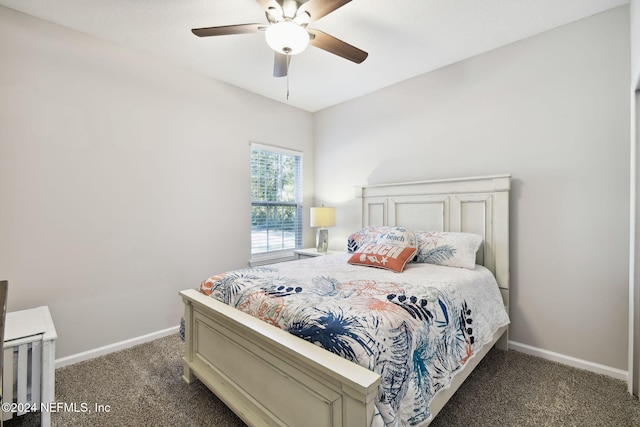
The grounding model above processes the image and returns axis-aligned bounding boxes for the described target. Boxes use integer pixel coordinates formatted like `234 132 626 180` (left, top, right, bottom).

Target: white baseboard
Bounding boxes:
52 330 628 382
509 340 628 381
55 325 180 369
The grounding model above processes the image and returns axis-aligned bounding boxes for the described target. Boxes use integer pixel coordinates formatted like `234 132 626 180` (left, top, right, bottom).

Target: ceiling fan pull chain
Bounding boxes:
286 54 291 100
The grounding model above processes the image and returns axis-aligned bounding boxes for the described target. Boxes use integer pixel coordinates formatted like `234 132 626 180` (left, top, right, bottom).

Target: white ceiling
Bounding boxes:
0 0 629 112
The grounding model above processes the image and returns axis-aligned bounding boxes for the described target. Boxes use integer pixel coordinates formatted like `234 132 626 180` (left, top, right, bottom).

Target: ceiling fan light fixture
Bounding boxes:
265 21 309 55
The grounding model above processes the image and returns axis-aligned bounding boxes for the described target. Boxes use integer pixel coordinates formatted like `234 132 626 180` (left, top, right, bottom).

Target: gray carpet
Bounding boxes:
5 334 639 426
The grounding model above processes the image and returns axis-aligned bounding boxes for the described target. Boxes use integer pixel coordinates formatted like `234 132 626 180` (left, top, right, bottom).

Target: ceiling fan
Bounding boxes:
191 0 368 78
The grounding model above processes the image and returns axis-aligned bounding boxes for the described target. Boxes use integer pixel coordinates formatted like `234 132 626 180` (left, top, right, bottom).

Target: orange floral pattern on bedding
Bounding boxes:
198 255 509 426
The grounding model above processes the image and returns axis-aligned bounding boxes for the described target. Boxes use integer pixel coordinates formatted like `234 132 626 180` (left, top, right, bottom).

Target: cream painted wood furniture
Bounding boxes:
293 248 341 259
2 306 56 427
0 281 7 427
181 174 510 426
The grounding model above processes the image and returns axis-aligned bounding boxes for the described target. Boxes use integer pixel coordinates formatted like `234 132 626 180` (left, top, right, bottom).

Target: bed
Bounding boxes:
180 174 511 426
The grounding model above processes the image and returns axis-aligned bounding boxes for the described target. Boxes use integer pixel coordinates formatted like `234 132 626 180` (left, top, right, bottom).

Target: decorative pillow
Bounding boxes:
414 231 482 270
348 244 417 273
347 226 390 253
375 226 416 248
347 226 416 253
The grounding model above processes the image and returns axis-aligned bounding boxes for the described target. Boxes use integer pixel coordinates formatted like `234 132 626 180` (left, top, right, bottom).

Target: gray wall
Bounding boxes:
0 3 633 374
633 0 640 87
314 6 631 370
630 0 639 394
0 6 315 358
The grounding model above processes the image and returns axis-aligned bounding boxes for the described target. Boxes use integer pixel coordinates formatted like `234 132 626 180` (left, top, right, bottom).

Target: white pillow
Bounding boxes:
346 226 416 253
414 231 482 269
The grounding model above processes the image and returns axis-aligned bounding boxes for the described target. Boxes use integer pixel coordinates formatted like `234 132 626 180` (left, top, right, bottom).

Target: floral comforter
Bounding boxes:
199 253 509 426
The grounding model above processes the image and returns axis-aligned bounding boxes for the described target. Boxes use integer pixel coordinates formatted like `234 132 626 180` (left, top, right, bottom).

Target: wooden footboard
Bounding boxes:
180 289 381 427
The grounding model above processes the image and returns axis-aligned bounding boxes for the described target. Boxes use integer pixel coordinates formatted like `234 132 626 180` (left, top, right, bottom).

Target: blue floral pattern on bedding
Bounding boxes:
199 254 509 426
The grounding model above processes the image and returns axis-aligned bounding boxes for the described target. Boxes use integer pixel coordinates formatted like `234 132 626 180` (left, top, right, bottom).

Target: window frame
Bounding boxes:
250 142 303 264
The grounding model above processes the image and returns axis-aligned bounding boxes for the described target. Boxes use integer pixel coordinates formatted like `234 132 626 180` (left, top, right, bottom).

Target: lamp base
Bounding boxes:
316 228 329 253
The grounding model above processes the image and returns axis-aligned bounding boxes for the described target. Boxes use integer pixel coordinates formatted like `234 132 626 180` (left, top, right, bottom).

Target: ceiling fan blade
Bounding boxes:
298 0 352 22
191 24 265 37
307 29 368 64
273 52 289 77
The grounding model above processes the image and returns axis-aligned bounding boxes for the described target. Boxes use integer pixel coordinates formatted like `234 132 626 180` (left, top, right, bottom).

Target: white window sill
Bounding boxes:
249 250 297 267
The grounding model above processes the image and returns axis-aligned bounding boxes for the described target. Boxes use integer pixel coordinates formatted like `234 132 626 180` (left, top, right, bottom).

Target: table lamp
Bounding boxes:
310 206 335 253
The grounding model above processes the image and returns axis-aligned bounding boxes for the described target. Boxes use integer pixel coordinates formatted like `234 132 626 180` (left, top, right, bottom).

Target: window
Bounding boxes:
250 143 303 256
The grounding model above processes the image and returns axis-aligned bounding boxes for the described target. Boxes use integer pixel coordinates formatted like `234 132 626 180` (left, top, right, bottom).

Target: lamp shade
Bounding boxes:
310 207 335 228
265 21 309 55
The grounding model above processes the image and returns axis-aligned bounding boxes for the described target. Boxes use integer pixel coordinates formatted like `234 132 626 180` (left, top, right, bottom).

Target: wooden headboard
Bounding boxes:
356 174 511 312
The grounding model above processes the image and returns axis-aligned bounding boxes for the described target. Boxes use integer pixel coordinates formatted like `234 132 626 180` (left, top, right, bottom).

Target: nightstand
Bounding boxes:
2 306 56 427
293 248 340 259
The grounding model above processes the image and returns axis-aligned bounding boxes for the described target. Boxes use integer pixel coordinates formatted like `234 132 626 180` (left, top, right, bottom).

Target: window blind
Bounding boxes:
251 144 303 255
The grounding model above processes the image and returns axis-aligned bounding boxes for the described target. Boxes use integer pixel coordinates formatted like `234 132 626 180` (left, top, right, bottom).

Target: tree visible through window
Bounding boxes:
251 144 303 255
